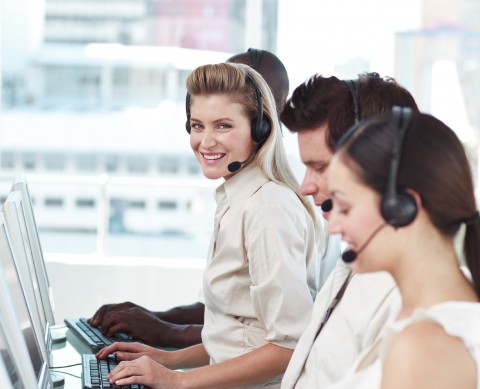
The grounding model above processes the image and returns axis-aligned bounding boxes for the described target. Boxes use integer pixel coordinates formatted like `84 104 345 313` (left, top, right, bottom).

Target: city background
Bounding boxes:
0 0 479 319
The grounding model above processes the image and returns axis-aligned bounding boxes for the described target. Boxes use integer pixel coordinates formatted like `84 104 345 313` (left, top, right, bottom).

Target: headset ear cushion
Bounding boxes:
251 119 271 143
185 93 191 134
381 191 417 227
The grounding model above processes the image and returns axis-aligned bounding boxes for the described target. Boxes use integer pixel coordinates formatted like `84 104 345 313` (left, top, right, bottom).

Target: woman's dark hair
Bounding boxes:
338 111 480 297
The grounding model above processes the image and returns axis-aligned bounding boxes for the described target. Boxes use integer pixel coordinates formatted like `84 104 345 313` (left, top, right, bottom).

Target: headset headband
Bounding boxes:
247 48 262 71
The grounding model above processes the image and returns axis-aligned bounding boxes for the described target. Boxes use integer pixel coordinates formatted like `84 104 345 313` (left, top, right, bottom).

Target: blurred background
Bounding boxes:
0 0 479 320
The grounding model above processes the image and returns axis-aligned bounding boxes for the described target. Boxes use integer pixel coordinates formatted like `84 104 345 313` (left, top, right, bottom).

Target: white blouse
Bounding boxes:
326 301 480 389
281 260 400 388
202 162 318 388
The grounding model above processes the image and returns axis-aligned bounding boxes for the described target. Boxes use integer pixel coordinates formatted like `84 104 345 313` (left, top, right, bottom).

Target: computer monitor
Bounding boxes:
0 322 21 388
2 191 50 357
0 358 14 388
0 212 52 389
12 175 56 326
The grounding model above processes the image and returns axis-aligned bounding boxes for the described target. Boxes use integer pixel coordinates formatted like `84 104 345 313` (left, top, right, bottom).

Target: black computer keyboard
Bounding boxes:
82 354 147 389
65 317 134 352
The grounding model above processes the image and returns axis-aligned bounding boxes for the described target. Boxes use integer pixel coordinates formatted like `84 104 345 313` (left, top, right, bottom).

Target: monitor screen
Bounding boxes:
0 323 20 388
13 176 56 326
0 213 50 388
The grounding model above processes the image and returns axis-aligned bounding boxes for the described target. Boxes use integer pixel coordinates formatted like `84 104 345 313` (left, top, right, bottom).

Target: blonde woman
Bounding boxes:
97 62 318 389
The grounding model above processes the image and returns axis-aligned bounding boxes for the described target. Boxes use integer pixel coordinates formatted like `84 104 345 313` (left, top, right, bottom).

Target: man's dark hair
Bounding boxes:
280 73 419 151
228 48 289 115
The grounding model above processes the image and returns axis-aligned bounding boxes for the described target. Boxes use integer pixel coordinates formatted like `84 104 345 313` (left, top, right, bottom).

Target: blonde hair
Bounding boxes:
186 62 317 224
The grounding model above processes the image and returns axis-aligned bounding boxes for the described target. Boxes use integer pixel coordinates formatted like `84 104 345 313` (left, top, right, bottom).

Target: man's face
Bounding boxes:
297 124 334 220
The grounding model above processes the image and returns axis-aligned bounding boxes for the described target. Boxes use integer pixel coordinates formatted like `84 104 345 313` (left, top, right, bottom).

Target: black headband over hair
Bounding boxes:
247 48 262 71
336 107 418 228
343 79 361 124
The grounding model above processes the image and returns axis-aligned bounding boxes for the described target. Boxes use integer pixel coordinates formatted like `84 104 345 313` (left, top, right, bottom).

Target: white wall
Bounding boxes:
45 254 205 323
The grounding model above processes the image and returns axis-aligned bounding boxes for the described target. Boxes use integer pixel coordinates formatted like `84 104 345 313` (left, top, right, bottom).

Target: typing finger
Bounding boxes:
89 305 108 326
95 342 132 359
106 322 132 338
108 360 140 383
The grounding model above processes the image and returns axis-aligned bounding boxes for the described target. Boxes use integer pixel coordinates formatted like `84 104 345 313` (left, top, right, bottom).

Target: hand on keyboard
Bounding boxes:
89 302 146 327
65 317 136 353
81 318 134 343
95 342 178 389
96 342 170 368
93 307 169 345
83 353 147 389
106 354 180 389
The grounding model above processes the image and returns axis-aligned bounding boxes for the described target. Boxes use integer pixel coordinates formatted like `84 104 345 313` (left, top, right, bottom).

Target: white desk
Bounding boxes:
49 326 91 389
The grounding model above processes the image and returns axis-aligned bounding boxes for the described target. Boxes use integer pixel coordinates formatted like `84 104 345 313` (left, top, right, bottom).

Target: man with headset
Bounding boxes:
279 73 419 388
89 48 297 349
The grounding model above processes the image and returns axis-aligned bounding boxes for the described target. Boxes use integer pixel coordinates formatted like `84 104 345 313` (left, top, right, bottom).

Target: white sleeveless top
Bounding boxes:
326 301 480 388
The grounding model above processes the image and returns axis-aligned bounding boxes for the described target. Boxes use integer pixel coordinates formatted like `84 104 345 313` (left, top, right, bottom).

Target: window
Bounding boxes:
127 155 148 174
128 200 145 209
75 153 97 172
0 151 14 169
45 153 66 171
105 154 119 173
187 159 201 175
76 198 96 208
22 153 36 170
158 200 177 210
45 198 64 207
158 157 179 174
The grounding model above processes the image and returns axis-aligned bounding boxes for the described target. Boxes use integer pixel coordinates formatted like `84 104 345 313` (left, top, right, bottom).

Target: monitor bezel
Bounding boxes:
13 175 56 326
0 320 18 389
5 189 53 353
0 354 15 389
0 213 51 389
2 192 50 360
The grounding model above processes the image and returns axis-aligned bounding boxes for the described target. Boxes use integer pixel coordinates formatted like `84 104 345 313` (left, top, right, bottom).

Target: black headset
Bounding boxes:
381 106 417 227
340 76 417 228
185 70 271 144
343 73 380 125
325 78 361 213
343 79 361 124
247 47 262 71
322 78 361 213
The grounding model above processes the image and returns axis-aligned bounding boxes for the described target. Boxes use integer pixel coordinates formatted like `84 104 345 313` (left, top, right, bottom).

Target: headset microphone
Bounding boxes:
341 222 388 263
321 199 333 212
227 160 244 173
227 144 260 173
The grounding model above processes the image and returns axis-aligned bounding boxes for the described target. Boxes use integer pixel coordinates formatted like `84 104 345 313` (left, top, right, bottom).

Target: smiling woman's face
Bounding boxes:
188 94 256 180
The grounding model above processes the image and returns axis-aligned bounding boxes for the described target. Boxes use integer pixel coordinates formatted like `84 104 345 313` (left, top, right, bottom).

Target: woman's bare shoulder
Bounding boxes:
381 321 476 389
